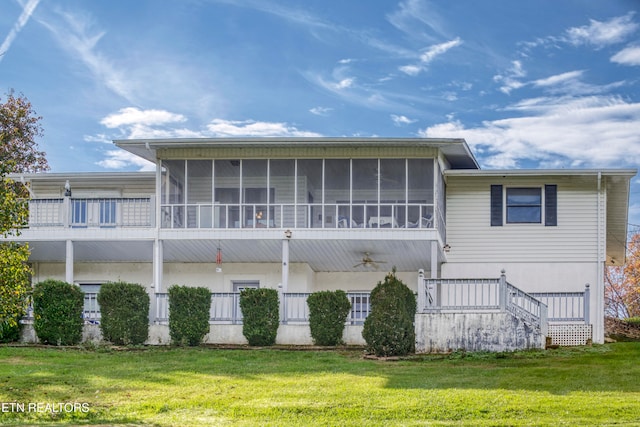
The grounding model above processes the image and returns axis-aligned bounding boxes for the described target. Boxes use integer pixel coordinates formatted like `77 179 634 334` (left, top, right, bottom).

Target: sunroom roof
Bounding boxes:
114 137 480 170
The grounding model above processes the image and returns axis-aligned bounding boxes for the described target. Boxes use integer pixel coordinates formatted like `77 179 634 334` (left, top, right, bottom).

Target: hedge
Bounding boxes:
168 285 211 346
307 290 351 346
97 281 149 345
32 279 84 345
362 270 416 357
239 288 279 346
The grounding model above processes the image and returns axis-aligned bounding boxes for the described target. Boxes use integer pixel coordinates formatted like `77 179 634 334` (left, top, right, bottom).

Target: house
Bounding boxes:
6 138 635 351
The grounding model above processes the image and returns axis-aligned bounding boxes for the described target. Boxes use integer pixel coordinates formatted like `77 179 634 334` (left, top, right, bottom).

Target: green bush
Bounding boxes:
239 288 279 346
97 281 149 345
307 290 351 346
0 320 23 343
625 317 640 326
362 269 416 357
32 279 84 345
168 285 211 346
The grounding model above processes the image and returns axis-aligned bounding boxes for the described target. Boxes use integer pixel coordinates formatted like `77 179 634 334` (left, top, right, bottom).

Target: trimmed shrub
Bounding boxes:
97 281 149 345
362 269 416 357
0 320 23 343
168 285 211 346
307 290 351 346
239 288 279 346
32 279 84 345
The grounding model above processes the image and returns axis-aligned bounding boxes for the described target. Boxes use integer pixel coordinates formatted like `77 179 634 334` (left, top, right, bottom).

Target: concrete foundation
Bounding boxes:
415 312 545 353
19 322 366 346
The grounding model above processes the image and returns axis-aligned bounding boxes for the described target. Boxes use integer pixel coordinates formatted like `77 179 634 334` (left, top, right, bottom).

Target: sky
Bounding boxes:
1 0 639 227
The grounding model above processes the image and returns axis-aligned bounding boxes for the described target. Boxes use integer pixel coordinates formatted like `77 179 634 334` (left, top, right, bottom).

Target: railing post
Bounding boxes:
417 269 425 313
278 284 285 324
149 285 156 325
540 303 548 337
63 196 71 227
584 283 590 324
499 270 507 311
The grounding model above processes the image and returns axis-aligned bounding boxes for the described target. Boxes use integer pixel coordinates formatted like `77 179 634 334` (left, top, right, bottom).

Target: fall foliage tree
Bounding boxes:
0 91 49 339
605 230 640 319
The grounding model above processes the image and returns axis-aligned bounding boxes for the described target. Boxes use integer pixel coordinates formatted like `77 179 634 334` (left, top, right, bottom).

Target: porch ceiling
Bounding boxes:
23 232 441 272
28 240 153 263
162 238 437 272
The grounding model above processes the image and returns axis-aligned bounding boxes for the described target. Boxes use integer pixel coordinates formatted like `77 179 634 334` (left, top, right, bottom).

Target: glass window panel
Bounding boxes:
407 159 433 203
162 160 185 204
506 188 542 223
100 200 116 226
187 160 212 204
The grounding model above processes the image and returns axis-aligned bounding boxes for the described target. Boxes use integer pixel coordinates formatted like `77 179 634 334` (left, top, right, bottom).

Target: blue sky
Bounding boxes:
1 0 639 226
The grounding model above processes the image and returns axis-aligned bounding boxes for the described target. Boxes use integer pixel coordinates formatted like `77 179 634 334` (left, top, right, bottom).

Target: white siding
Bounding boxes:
445 175 601 263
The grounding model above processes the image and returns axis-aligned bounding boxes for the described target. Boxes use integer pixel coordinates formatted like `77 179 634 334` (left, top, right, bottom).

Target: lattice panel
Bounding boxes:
548 324 593 346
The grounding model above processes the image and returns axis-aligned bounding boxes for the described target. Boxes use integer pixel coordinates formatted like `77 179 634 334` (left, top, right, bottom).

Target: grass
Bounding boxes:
0 343 639 426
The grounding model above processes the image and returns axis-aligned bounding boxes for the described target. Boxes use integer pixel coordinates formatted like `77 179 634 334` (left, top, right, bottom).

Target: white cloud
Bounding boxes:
611 45 640 66
333 77 355 90
533 70 584 87
399 38 462 76
100 107 187 128
566 12 638 48
420 38 462 63
97 150 155 171
206 119 321 137
0 0 41 63
419 95 640 169
399 64 421 76
309 106 333 116
391 114 416 126
493 60 527 95
38 8 134 102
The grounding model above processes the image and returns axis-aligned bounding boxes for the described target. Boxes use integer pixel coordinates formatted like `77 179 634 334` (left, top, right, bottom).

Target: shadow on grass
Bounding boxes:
0 342 639 424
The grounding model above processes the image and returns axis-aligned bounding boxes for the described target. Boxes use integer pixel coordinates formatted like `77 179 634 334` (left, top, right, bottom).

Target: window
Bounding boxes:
99 200 117 226
491 185 557 226
506 188 542 223
72 200 87 227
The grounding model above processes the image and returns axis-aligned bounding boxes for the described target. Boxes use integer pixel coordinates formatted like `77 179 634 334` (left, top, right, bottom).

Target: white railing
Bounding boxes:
160 202 436 230
28 198 153 228
530 285 590 323
153 291 372 325
418 272 549 334
505 283 548 335
420 278 501 311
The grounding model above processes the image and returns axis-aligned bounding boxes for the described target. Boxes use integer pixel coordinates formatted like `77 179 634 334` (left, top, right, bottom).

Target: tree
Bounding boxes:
605 231 640 319
0 91 49 339
0 91 48 176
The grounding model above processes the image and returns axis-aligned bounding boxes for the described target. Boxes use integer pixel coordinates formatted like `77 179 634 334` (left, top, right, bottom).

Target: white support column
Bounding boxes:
153 239 164 293
430 240 438 279
282 234 290 293
65 240 74 284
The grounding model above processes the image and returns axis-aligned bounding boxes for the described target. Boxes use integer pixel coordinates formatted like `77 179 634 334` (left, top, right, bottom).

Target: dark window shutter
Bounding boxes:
545 184 557 226
490 185 503 226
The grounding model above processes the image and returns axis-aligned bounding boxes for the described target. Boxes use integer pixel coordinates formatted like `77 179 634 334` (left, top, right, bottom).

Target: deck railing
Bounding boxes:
530 285 590 323
160 202 436 230
153 291 371 325
28 197 153 228
418 272 550 334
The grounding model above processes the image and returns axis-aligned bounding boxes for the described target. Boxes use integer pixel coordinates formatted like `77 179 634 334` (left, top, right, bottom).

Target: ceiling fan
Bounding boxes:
353 252 387 269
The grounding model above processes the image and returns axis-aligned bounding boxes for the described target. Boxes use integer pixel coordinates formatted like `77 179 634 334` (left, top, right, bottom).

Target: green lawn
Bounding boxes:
0 343 639 426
